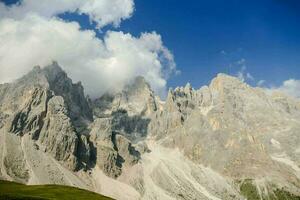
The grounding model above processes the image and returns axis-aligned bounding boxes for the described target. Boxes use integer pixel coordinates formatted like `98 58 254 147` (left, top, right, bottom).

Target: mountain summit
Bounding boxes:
0 63 299 200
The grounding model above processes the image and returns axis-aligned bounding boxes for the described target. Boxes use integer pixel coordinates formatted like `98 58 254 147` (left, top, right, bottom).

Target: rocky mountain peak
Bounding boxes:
209 73 246 91
166 73 244 105
93 76 157 118
2 62 92 131
41 62 92 122
184 82 192 91
8 62 70 97
42 61 67 83
15 65 48 88
125 76 151 92
19 61 81 92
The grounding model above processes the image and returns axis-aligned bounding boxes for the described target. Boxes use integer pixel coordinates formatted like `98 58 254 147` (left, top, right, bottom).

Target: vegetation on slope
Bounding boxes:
240 179 300 200
0 180 114 200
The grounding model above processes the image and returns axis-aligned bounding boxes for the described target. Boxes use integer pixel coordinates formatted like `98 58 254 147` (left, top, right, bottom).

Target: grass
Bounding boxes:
239 179 261 200
239 179 300 200
272 188 300 200
0 180 114 200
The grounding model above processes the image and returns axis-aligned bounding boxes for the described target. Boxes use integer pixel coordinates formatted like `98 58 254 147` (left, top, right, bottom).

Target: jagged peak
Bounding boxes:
42 61 69 83
32 65 41 71
43 61 63 72
133 75 147 84
185 82 192 89
213 73 243 83
126 76 151 90
122 76 154 97
169 82 194 95
209 73 247 91
16 61 68 87
16 64 48 88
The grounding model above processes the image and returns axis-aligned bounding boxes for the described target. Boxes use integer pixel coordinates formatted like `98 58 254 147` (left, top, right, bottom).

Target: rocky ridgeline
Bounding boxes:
0 63 299 199
0 62 149 181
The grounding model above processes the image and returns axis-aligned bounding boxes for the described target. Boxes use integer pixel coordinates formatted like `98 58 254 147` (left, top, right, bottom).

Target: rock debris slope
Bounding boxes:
0 63 299 200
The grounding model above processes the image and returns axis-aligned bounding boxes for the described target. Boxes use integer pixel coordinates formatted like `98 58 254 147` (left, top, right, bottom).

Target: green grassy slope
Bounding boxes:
0 180 114 200
239 179 300 200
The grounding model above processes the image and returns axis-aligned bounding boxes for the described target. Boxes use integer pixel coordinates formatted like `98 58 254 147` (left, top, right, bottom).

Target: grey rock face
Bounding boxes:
2 133 29 184
89 118 122 177
148 73 300 196
38 96 79 170
0 63 93 172
86 76 157 178
89 117 141 178
42 63 93 133
8 88 51 139
93 76 157 117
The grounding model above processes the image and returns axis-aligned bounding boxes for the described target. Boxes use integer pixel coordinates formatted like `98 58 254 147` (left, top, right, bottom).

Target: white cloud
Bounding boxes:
257 80 266 87
236 58 246 65
236 64 254 82
0 14 176 98
0 0 134 28
269 79 300 98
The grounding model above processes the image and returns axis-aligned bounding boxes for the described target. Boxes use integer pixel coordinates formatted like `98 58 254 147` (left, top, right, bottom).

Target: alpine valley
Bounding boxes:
0 62 299 200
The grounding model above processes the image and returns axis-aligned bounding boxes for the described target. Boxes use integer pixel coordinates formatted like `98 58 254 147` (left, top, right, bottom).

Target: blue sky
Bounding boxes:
1 0 300 94
59 0 300 89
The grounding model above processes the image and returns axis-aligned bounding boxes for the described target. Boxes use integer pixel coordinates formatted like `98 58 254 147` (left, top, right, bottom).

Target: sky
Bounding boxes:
122 0 300 89
0 0 299 98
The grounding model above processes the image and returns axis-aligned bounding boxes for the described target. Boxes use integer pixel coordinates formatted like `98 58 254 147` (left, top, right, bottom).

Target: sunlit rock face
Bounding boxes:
148 73 300 198
0 63 299 200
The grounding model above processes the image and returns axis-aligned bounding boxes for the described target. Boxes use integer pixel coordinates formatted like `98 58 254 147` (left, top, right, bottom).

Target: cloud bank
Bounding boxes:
0 0 176 98
0 0 134 28
270 79 300 99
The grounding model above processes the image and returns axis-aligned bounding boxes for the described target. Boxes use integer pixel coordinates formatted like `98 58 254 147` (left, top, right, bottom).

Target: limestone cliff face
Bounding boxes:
89 118 140 178
92 76 156 141
1 64 300 200
149 73 300 195
89 76 155 177
0 63 145 181
0 63 94 173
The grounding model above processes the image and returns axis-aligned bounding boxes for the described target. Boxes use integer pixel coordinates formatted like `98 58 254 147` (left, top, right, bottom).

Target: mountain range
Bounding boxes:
0 62 299 200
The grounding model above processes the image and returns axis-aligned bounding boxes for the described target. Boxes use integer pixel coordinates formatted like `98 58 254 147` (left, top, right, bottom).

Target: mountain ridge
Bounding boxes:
0 63 299 200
